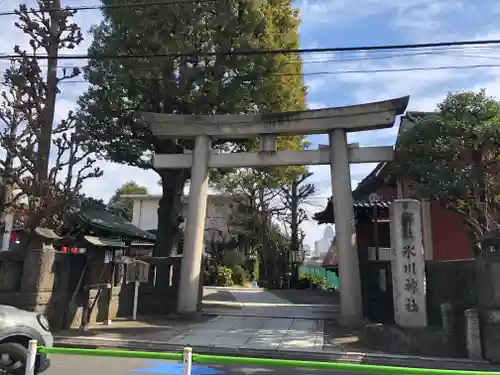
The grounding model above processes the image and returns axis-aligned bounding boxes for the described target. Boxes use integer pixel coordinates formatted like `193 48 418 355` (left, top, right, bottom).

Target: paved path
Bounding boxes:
202 287 340 319
165 287 339 352
55 288 339 354
166 316 324 352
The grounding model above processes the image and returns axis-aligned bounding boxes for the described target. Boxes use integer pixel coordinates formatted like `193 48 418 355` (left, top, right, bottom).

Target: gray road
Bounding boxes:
42 354 381 375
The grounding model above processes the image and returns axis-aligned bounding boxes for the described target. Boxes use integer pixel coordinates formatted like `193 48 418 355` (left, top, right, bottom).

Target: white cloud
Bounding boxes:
307 102 327 109
299 2 500 245
297 0 456 35
82 162 162 202
1 0 499 250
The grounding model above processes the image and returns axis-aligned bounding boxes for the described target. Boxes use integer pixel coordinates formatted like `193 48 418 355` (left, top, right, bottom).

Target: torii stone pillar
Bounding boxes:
141 95 409 325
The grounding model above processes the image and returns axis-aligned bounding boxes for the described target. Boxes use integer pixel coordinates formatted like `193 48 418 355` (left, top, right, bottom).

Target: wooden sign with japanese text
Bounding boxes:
390 199 427 327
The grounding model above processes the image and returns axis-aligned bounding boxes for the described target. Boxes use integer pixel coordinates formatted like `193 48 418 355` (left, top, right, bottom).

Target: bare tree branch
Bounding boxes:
0 1 101 245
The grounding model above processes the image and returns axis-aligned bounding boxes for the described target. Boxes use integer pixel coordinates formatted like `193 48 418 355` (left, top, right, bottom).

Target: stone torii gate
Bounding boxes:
142 96 409 325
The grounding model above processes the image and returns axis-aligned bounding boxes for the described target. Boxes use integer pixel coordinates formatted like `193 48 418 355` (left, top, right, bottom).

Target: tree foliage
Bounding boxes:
214 169 282 281
77 0 306 256
108 181 149 221
395 90 500 244
0 1 101 245
215 167 315 281
279 171 316 255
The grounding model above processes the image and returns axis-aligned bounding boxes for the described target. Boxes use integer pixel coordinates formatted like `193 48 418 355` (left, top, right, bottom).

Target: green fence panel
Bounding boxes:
299 266 339 289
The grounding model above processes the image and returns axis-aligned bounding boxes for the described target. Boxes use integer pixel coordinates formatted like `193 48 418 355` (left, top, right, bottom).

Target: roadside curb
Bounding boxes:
54 336 497 371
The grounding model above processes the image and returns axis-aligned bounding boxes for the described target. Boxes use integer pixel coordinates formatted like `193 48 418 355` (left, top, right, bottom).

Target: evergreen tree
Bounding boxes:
108 181 148 222
396 90 500 246
78 0 306 256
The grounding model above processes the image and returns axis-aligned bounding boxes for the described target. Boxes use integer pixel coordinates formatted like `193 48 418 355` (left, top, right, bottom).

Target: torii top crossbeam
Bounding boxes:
140 96 409 139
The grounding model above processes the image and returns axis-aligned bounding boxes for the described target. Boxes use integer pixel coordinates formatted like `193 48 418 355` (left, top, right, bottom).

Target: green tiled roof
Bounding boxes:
78 207 156 242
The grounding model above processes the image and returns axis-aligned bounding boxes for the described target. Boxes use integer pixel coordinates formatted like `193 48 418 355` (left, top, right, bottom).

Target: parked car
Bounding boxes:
0 305 52 374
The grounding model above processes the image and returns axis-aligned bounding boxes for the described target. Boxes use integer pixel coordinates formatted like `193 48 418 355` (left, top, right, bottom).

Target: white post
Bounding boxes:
329 129 363 325
182 347 193 375
178 135 211 314
1 213 13 251
132 280 139 321
25 339 37 375
390 199 427 327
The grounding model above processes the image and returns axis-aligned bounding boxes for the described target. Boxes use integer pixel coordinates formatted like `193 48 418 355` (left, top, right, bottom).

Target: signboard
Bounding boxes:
104 250 113 264
126 259 151 320
126 260 150 284
390 199 427 328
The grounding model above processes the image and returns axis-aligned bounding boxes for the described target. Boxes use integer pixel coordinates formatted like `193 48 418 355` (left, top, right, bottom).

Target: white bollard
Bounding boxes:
182 347 192 375
25 339 37 375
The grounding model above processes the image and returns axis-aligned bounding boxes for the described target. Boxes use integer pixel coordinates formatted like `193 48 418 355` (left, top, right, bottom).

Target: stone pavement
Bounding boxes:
166 287 334 352
56 287 335 353
202 287 340 319
166 315 324 352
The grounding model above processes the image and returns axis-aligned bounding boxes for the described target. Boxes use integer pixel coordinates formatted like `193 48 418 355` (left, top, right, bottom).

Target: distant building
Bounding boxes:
323 226 334 242
314 240 321 257
301 244 312 260
122 194 242 245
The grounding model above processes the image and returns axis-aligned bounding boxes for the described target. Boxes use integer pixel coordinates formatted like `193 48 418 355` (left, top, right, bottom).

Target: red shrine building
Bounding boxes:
315 112 474 263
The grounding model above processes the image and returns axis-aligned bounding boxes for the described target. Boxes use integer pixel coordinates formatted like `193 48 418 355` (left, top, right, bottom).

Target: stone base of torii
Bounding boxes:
140 96 409 326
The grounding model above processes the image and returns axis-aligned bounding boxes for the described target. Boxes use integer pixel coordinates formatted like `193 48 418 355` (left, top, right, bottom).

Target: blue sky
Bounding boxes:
1 0 500 247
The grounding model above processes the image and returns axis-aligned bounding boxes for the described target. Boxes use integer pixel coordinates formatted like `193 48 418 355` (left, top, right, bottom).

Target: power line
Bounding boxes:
54 46 500 68
301 48 500 64
2 45 500 67
0 0 217 16
49 63 500 85
302 63 500 76
1 39 500 60
3 44 500 72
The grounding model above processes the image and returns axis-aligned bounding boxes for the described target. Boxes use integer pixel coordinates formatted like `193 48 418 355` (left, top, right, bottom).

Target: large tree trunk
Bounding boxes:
155 169 190 257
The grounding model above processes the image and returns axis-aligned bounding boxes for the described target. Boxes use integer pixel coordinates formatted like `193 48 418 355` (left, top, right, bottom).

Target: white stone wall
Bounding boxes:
131 198 159 230
130 195 237 241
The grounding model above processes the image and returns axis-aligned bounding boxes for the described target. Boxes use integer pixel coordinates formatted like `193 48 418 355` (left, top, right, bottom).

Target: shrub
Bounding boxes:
231 264 249 285
298 274 328 291
244 258 259 282
215 266 234 286
310 275 328 291
203 269 216 286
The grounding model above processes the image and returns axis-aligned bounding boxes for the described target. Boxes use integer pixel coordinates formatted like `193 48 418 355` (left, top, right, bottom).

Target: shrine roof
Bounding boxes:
313 198 393 224
78 207 156 242
84 235 126 248
396 111 434 147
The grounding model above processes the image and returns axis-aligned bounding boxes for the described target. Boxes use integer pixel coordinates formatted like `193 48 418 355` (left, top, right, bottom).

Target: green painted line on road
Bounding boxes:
193 353 497 375
37 346 499 375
